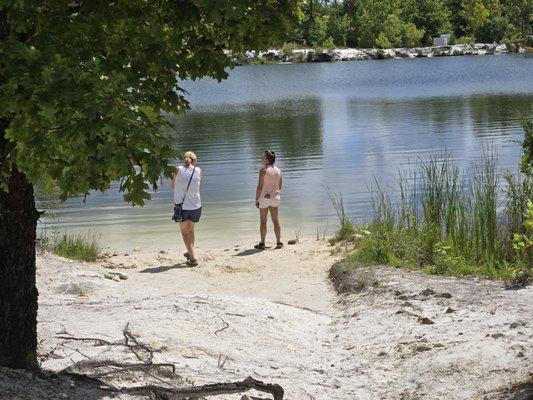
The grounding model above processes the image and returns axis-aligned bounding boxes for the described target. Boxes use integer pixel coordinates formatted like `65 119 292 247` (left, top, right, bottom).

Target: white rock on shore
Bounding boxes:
234 43 517 64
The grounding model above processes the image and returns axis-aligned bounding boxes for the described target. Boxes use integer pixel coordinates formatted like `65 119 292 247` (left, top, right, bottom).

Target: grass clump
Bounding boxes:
328 189 374 245
333 148 532 282
40 231 102 262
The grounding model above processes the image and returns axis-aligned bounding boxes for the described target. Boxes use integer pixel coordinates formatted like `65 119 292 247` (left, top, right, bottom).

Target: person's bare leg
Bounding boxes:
269 206 281 244
259 207 268 244
189 221 196 252
186 221 196 261
180 222 194 261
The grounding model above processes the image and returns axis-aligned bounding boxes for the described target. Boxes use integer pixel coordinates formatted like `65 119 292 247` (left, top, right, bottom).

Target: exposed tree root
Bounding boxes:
53 324 285 399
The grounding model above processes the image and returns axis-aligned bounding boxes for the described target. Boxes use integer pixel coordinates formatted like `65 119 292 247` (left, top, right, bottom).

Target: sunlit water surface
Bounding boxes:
38 55 533 251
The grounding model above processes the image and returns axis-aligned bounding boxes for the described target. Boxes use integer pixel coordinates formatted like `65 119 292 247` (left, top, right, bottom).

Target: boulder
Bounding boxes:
414 47 433 57
261 49 283 60
484 43 497 53
309 51 332 62
286 49 309 63
378 49 396 59
494 44 508 53
333 48 367 61
363 48 380 59
55 282 98 296
104 271 128 281
394 48 416 58
244 50 256 60
451 44 466 55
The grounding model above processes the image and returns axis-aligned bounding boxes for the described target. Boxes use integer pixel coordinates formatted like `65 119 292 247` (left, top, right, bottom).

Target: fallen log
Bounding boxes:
121 376 284 399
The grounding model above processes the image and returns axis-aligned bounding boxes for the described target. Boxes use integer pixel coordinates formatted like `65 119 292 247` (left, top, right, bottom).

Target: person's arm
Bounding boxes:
170 166 179 188
279 172 283 192
255 168 266 208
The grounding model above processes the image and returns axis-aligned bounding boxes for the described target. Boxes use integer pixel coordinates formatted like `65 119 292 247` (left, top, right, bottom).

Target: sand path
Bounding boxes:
33 239 532 399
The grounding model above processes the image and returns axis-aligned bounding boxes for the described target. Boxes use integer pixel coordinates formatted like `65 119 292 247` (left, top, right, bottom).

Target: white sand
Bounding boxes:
23 239 533 399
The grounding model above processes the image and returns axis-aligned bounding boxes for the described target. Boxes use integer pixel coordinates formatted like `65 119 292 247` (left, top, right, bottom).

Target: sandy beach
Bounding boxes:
1 238 531 399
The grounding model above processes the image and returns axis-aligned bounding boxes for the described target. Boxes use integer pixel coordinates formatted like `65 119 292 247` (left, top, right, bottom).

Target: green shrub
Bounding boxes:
503 171 532 255
501 25 523 45
322 36 336 52
455 36 475 45
376 32 392 49
520 117 533 176
375 14 424 48
513 200 533 270
282 42 298 57
402 23 425 47
315 37 336 53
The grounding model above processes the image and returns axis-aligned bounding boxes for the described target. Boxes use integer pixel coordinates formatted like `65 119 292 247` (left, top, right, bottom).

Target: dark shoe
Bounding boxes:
187 259 198 267
254 243 266 250
275 242 284 249
184 252 190 260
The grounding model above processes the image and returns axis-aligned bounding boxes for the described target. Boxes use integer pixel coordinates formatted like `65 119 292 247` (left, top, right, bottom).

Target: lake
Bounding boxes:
39 54 533 251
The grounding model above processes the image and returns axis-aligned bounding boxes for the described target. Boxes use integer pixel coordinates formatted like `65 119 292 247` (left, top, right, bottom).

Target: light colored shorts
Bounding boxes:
259 196 280 209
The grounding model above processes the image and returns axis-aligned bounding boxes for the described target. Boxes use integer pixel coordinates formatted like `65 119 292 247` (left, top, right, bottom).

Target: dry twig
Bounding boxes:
214 316 230 336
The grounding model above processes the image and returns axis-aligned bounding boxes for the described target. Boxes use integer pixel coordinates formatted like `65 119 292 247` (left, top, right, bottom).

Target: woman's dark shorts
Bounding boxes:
182 207 202 223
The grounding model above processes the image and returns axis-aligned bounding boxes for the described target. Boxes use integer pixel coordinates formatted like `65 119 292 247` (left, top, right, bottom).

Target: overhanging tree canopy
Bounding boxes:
1 0 299 203
0 0 300 369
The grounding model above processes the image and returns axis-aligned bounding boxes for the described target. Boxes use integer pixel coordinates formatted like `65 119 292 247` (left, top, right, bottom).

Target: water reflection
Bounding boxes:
168 99 323 166
38 56 533 250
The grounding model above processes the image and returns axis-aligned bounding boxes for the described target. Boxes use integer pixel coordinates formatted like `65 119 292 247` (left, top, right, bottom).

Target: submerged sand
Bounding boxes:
2 239 531 399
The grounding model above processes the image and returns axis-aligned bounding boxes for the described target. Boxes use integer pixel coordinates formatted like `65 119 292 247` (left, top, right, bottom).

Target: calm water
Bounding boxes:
39 55 533 250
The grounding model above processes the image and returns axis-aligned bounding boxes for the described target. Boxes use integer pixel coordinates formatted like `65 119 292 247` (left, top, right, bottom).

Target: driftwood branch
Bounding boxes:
121 375 284 400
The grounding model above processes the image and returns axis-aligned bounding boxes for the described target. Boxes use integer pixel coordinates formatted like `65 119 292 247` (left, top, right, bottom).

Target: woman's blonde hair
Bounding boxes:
183 151 197 166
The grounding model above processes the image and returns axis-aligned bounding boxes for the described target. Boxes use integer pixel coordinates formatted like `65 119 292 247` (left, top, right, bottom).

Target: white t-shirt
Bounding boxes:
173 166 202 210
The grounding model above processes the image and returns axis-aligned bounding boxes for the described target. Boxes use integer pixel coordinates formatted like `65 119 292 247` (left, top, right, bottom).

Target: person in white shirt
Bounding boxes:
171 151 202 267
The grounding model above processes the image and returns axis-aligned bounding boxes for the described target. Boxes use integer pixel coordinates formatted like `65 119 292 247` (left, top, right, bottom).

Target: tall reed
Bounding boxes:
351 149 530 278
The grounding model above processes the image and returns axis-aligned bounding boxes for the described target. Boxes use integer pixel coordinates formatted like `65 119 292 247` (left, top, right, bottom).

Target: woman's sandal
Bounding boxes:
187 259 198 267
254 243 266 250
184 252 190 259
275 242 284 249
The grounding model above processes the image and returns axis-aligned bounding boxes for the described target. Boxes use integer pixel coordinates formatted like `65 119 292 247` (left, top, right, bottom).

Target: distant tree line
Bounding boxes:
285 0 532 49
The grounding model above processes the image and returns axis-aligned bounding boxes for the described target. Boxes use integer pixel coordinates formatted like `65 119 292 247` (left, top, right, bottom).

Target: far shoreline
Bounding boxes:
232 43 528 65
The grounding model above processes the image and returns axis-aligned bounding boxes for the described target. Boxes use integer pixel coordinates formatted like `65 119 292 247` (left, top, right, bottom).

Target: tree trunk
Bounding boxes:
0 119 39 369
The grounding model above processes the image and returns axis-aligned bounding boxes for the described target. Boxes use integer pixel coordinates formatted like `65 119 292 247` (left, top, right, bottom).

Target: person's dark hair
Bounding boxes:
264 150 276 165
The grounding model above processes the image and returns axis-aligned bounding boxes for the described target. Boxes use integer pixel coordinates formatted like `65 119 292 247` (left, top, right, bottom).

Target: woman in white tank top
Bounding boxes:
171 151 202 266
255 150 283 249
